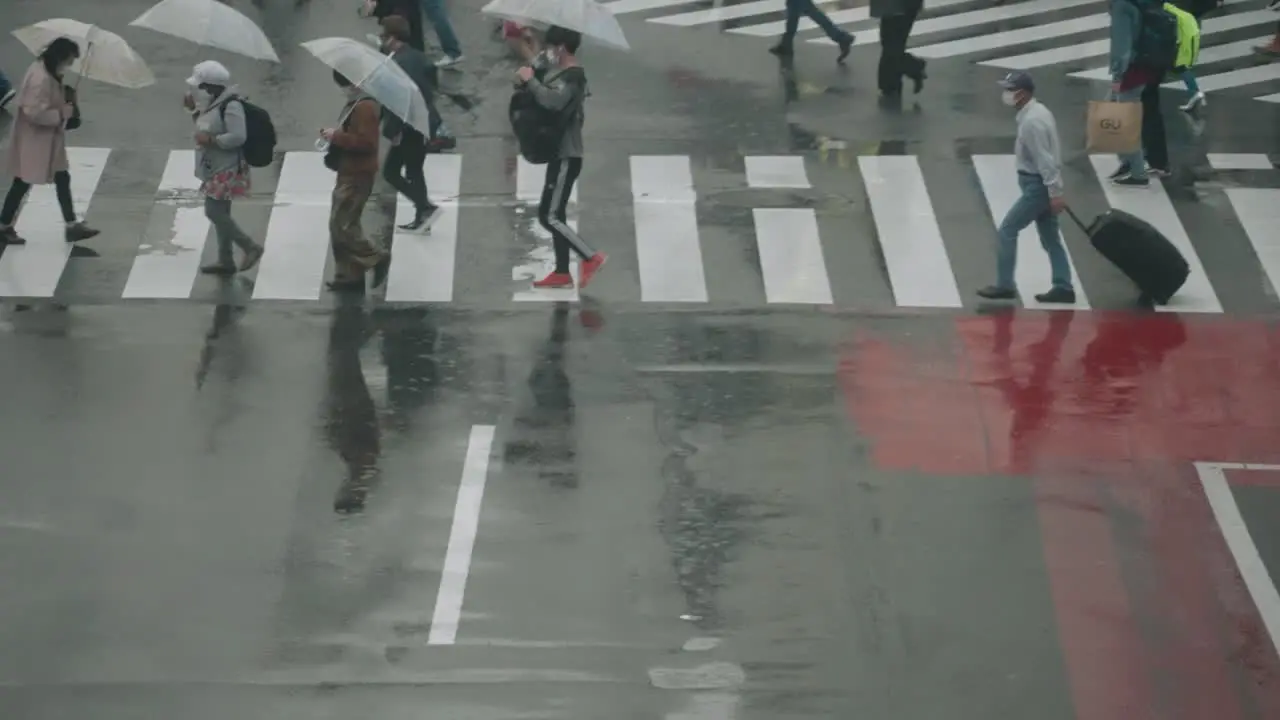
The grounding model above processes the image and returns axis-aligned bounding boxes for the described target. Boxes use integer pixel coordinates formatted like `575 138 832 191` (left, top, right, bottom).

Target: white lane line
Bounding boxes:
1068 9 1280 79
1194 462 1280 660
745 155 810 188
633 155 708 302
384 154 462 302
1207 153 1274 170
753 208 832 304
731 0 970 37
122 151 208 299
513 157 579 302
1088 155 1222 313
0 147 111 298
651 0 782 26
809 0 1098 47
915 14 1109 60
1224 188 1280 301
858 155 962 308
252 152 331 300
972 155 1089 309
428 424 497 646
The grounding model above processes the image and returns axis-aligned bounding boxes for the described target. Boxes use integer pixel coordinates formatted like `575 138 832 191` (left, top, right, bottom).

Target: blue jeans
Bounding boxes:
996 173 1072 292
781 0 853 45
1113 85 1147 180
421 0 461 57
0 69 12 97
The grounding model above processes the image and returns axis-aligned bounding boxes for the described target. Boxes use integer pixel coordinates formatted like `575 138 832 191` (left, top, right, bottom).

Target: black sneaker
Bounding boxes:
837 35 854 63
1109 163 1131 180
398 205 439 232
977 285 1017 300
769 43 794 57
1034 287 1076 304
0 226 26 245
1114 175 1150 187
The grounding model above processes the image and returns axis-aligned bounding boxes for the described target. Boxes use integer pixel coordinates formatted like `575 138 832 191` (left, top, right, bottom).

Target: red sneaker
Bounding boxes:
579 253 608 288
533 271 574 289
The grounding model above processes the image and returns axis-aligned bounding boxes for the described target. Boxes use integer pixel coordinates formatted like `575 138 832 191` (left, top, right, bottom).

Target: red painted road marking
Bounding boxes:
839 311 1280 719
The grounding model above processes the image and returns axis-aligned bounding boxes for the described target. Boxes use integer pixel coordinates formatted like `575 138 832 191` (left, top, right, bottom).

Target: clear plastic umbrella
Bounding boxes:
481 0 630 52
12 19 156 89
130 0 280 62
300 37 432 148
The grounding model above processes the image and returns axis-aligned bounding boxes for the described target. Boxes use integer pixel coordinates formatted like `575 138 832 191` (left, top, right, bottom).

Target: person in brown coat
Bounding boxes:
319 70 389 291
0 37 99 245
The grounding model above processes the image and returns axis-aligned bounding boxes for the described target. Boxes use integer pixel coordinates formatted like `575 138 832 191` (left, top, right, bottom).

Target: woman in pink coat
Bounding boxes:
0 37 100 245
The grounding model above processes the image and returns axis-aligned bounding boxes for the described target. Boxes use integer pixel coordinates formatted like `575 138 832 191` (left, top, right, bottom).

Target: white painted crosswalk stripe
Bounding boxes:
972 155 1090 309
384 154 463 302
811 0 1099 48
252 152 332 300
3 147 1277 313
122 151 207 299
859 155 963 308
632 155 708 302
1225 188 1280 300
0 147 110 298
915 15 1110 60
1089 155 1222 314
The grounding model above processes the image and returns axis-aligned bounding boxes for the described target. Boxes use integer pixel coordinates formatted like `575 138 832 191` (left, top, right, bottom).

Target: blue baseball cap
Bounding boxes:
998 71 1034 93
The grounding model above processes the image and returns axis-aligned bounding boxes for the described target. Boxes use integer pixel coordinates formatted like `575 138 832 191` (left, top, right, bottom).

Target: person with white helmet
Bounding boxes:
184 60 264 275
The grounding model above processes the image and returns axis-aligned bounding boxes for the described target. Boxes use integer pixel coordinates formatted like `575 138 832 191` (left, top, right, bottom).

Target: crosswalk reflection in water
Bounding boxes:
0 145 1276 313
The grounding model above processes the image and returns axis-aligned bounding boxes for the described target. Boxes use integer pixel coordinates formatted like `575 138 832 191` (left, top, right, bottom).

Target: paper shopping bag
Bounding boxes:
1086 100 1143 154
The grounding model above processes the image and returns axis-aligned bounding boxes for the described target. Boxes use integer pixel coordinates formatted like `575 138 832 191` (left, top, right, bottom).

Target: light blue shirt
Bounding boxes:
1014 98 1064 198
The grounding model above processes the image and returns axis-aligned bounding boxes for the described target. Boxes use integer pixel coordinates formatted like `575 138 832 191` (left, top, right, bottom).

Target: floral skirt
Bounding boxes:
200 165 250 201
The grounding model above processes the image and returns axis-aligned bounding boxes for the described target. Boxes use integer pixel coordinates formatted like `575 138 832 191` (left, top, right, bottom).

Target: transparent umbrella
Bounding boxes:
12 19 156 89
130 0 280 62
300 37 433 148
481 0 630 52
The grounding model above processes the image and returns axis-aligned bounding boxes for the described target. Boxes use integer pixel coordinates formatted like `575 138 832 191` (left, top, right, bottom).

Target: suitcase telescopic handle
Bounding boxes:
1063 205 1090 234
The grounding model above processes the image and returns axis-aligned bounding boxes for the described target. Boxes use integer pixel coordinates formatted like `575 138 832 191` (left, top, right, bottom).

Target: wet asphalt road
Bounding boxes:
2 0 1280 717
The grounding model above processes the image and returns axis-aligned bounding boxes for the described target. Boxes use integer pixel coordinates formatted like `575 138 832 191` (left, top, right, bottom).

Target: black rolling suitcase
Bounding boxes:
1065 206 1189 305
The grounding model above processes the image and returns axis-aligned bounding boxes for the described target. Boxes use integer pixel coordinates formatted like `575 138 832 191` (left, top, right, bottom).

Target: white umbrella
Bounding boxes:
300 37 433 141
12 19 156 89
130 0 280 62
481 0 629 52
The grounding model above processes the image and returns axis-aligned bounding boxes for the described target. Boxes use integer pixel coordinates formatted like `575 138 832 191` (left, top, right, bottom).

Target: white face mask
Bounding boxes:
1001 90 1020 107
194 87 214 109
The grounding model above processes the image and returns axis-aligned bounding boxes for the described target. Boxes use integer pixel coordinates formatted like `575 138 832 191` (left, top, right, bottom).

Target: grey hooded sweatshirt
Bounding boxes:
192 85 248 181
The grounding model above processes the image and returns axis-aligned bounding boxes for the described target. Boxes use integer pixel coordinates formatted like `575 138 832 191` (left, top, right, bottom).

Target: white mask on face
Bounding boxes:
194 87 214 109
1001 90 1019 107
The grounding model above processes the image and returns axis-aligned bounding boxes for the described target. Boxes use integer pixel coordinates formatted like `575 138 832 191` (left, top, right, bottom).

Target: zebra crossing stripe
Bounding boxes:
745 155 809 188
1194 63 1280 93
0 147 110 298
972 155 1090 310
810 0 1098 48
1208 153 1274 170
652 0 782 26
858 155 963 308
915 14 1110 60
1068 8 1280 79
1225 188 1280 301
632 155 707 302
602 0 695 14
122 151 207 299
1088 155 1222 314
513 157 580 301
1259 93 1280 103
727 0 971 38
754 208 833 304
384 154 462 302
252 152 331 300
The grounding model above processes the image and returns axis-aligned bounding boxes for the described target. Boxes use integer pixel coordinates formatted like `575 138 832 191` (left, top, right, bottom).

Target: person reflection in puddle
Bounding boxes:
503 303 576 487
326 299 382 513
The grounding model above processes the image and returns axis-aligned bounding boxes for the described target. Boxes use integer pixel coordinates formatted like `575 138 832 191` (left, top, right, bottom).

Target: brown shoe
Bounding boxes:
0 226 26 245
65 222 100 243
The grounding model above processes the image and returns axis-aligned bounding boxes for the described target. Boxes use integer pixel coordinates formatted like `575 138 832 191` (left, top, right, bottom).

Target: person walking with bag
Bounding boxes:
977 72 1075 305
185 61 264 275
1106 0 1173 186
377 15 440 232
0 38 99 246
319 71 390 292
871 0 927 96
514 26 608 291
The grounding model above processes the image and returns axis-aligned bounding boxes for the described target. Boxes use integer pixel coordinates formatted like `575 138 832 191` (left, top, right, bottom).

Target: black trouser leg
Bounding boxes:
53 171 75 222
0 178 30 226
382 131 431 210
877 3 924 93
1140 82 1169 171
537 158 593 274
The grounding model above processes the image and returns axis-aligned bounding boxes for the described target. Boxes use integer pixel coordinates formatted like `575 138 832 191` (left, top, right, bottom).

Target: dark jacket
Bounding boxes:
382 44 438 140
372 0 425 51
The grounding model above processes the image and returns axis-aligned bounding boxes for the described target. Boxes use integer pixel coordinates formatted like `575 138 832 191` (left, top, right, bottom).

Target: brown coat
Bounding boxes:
3 61 71 185
331 98 380 178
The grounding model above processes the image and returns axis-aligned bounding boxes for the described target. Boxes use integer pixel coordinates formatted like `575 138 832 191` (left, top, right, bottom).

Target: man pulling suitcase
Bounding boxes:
977 71 1077 305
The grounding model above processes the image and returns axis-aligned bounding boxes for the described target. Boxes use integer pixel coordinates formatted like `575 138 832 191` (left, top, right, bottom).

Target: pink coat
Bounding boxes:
3 61 70 185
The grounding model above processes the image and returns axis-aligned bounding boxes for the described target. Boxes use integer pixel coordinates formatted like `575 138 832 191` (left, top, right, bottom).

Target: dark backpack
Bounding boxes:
1130 0 1179 72
220 98 277 168
508 68 584 165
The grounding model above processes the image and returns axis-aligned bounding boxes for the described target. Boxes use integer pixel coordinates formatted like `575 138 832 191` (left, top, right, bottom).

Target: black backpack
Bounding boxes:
509 68 584 165
220 97 277 168
1130 0 1179 72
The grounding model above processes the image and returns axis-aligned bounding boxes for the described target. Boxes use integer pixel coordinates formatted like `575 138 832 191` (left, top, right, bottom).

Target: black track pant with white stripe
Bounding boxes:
539 157 595 273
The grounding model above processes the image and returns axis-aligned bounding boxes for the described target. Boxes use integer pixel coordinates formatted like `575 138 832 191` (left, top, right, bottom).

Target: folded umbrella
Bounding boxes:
12 19 156 89
130 0 280 62
481 0 630 52
300 37 433 139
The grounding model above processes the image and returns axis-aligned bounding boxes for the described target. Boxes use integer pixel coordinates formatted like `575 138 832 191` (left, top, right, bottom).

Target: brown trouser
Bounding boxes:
329 174 385 282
